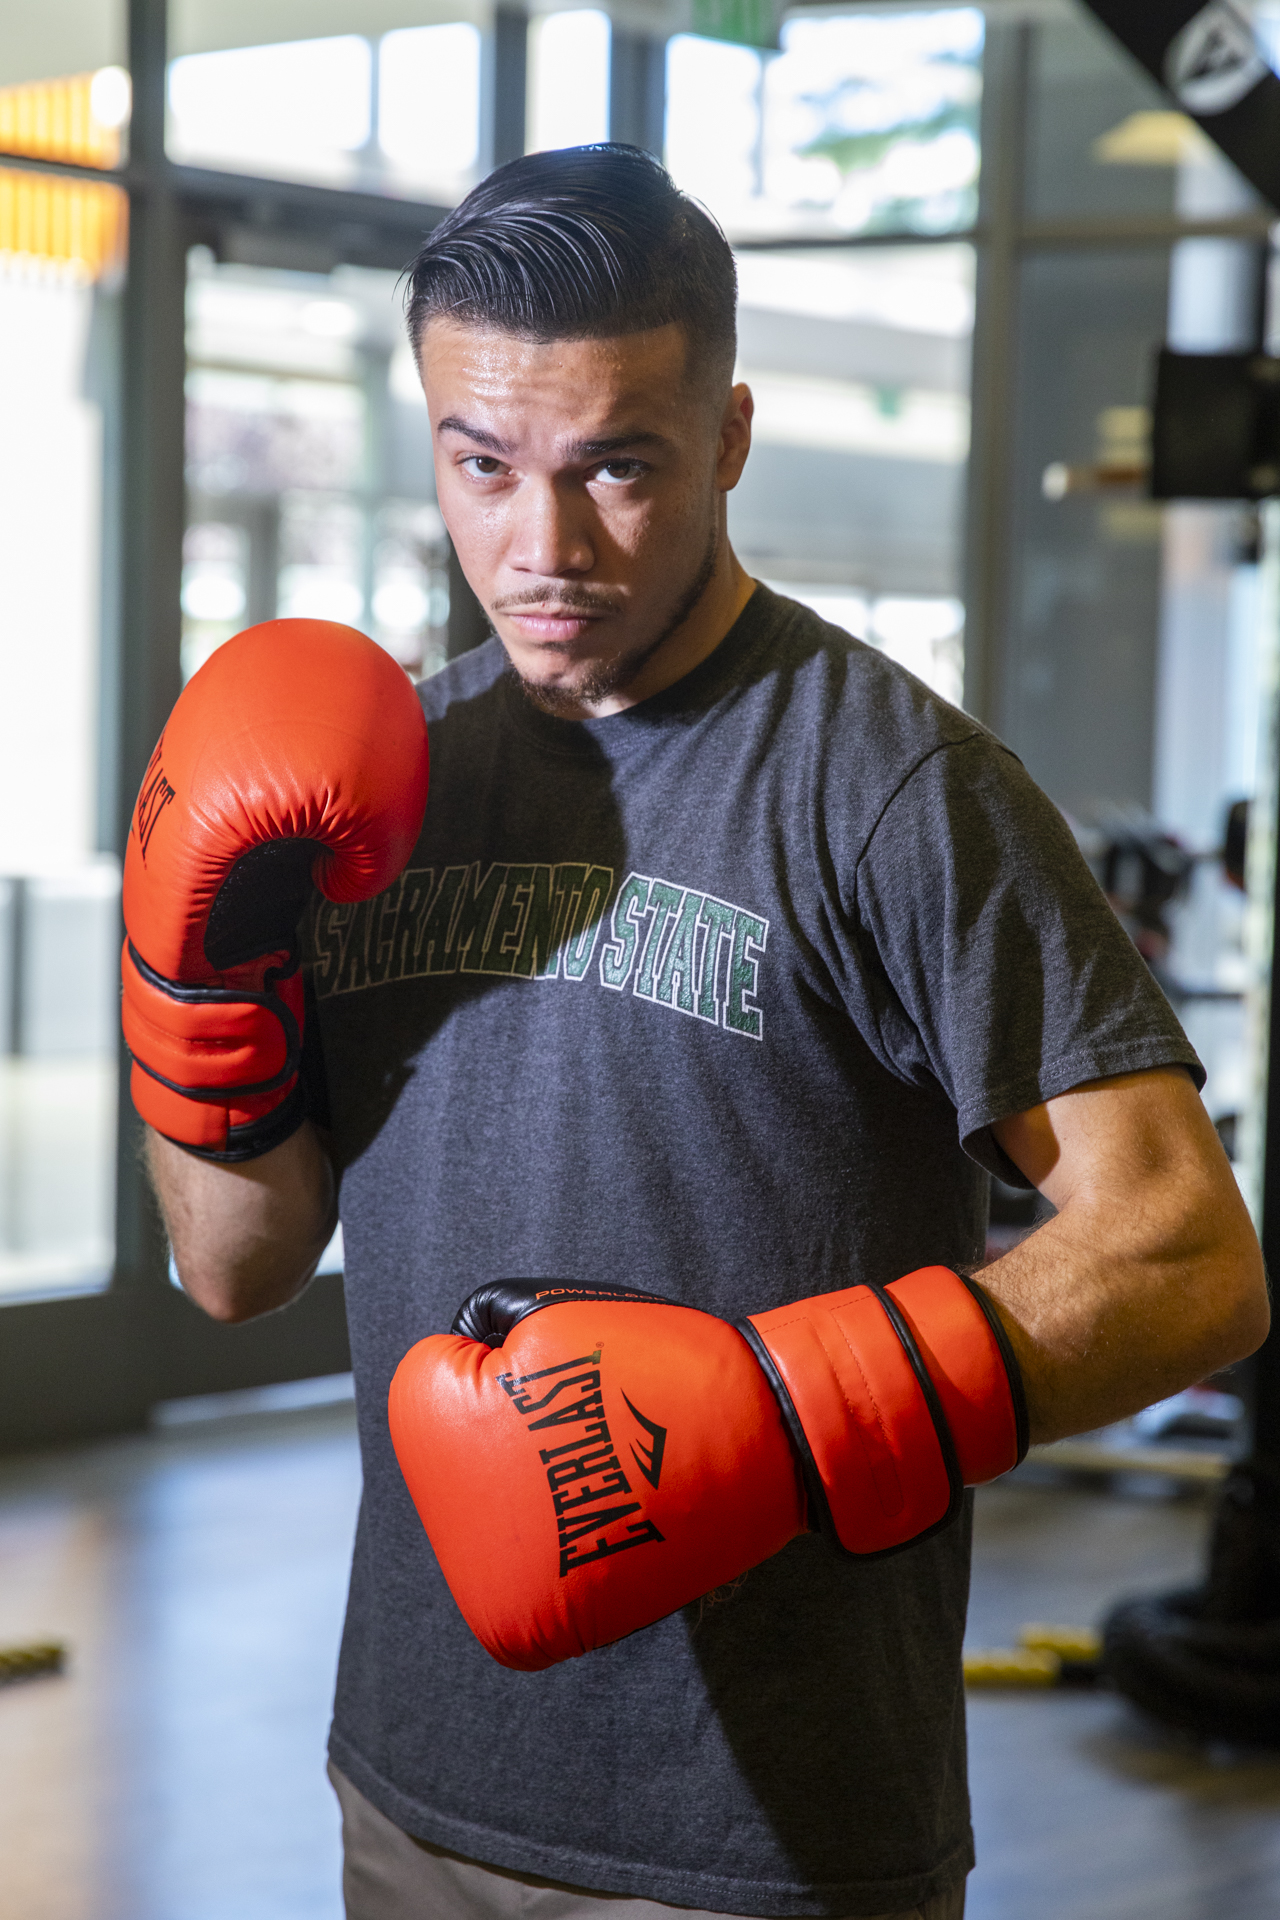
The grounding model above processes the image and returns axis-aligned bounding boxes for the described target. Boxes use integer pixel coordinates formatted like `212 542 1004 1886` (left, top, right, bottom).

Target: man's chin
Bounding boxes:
506 639 662 718
514 664 634 718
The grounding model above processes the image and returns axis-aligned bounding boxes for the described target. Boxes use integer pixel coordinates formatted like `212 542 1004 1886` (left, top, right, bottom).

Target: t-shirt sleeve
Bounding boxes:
851 733 1204 1186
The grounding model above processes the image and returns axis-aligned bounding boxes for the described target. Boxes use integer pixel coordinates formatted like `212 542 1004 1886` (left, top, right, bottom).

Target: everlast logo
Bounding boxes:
498 1350 667 1576
135 741 176 861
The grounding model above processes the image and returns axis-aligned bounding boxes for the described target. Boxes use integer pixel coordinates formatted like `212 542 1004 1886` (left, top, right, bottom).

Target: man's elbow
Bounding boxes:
176 1257 314 1325
1217 1242 1270 1366
1190 1213 1270 1374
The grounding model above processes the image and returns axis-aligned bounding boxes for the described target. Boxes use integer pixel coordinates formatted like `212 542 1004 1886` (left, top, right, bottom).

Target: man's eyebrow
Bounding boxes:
568 430 669 459
436 416 513 454
434 420 671 460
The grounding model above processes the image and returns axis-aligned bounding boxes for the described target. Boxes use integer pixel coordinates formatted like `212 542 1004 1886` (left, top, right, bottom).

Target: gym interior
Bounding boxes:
3 1 1280 1914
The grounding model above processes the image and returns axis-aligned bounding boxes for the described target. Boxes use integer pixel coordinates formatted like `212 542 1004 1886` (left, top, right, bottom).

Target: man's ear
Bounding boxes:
717 383 753 491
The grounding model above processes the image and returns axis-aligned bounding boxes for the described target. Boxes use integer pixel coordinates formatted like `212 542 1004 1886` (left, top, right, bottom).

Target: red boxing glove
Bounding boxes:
122 618 429 1159
388 1271 1027 1672
391 1283 806 1671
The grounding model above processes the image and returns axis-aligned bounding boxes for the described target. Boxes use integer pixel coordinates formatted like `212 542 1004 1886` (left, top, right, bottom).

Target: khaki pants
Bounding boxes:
329 1764 966 1920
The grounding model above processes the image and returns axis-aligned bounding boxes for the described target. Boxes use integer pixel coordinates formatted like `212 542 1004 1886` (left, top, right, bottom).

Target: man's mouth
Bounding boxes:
493 595 625 649
505 610 608 643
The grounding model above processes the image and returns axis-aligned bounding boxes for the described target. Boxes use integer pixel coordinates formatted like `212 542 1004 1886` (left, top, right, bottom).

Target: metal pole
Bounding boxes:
1255 797 1280 1458
609 33 668 158
1251 456 1280 1461
113 0 187 1294
960 22 1029 728
482 9 528 176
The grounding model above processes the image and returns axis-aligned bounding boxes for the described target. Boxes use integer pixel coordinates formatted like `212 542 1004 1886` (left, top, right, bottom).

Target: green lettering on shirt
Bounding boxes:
562 865 613 980
634 881 683 1000
481 863 537 977
654 891 704 1015
410 866 467 978
511 864 562 979
695 896 737 1024
306 854 768 1035
454 863 510 973
598 873 651 990
724 909 768 1040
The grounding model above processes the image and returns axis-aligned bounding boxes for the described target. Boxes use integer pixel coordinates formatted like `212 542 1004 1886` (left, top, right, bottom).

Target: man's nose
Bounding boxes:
507 478 595 578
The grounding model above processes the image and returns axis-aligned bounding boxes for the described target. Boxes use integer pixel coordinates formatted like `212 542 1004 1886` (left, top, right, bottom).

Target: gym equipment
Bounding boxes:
1103 1461 1280 1743
0 1642 66 1685
965 1625 1102 1689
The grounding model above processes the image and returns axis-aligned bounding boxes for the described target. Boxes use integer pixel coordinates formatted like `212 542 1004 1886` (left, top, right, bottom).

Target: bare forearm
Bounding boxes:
146 1122 339 1323
979 1068 1268 1445
976 1181 1265 1443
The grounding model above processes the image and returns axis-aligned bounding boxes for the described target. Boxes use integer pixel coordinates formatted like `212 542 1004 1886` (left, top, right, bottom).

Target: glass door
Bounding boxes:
0 32 128 1305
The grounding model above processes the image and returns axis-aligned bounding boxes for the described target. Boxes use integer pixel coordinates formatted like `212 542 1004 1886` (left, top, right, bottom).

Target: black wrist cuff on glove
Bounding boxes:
168 1079 307 1164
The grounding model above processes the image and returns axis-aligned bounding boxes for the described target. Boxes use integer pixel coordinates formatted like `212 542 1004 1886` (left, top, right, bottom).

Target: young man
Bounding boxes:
142 147 1266 1920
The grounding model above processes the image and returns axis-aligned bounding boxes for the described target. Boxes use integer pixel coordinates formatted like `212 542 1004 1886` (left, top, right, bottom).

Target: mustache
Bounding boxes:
490 586 625 617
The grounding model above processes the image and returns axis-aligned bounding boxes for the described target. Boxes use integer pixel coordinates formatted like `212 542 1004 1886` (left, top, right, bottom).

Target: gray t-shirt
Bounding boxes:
310 586 1198 1917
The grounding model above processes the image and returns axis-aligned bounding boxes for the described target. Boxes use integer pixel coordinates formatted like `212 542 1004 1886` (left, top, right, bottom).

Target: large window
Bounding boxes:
183 256 446 685
664 11 979 706
527 11 610 153
667 9 982 242
166 6 486 202
729 243 971 704
0 17 127 1300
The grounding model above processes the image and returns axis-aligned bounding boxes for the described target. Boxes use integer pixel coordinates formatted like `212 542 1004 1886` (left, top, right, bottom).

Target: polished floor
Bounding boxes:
965 1474 1280 1920
1 1404 1278 1920
0 1398 359 1920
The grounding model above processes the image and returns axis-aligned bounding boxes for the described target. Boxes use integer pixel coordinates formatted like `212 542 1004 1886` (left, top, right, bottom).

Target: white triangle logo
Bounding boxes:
1165 2 1269 116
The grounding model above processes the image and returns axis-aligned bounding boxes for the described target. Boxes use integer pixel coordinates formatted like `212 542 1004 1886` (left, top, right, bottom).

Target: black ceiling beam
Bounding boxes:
173 165 449 274
0 149 450 274
1081 1 1280 211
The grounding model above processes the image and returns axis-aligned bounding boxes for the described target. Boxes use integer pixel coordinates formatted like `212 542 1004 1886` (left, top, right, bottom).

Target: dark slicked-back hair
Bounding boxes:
406 143 737 390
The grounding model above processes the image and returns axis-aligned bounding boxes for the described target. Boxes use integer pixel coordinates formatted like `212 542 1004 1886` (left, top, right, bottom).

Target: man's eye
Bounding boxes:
462 455 504 476
593 460 643 485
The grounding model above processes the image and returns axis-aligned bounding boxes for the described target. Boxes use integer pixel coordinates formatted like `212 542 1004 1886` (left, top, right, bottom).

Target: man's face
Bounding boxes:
419 319 752 712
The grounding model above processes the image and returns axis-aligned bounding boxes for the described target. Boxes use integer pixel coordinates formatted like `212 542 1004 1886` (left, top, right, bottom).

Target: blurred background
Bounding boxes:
3 2 1280 1915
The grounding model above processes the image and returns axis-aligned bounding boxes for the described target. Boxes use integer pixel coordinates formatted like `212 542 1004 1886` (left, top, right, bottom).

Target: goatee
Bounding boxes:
517 527 719 719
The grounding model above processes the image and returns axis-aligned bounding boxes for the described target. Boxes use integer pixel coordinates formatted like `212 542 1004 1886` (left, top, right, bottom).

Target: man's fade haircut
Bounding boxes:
405 144 737 392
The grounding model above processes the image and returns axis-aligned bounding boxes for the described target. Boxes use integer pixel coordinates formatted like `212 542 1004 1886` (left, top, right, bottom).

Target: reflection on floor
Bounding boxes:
967 1472 1280 1920
0 1401 359 1920
2 1410 1279 1920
